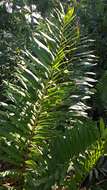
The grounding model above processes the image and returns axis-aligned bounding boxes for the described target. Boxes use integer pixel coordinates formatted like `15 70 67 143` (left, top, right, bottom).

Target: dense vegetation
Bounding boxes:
0 0 107 189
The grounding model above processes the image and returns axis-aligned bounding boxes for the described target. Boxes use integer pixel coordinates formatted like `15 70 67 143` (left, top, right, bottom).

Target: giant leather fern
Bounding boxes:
0 3 99 189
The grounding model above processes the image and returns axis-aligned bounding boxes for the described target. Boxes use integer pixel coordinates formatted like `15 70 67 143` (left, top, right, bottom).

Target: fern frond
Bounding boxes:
0 3 98 189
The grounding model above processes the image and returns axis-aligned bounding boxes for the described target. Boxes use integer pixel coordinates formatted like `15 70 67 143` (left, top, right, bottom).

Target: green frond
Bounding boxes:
0 3 99 189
